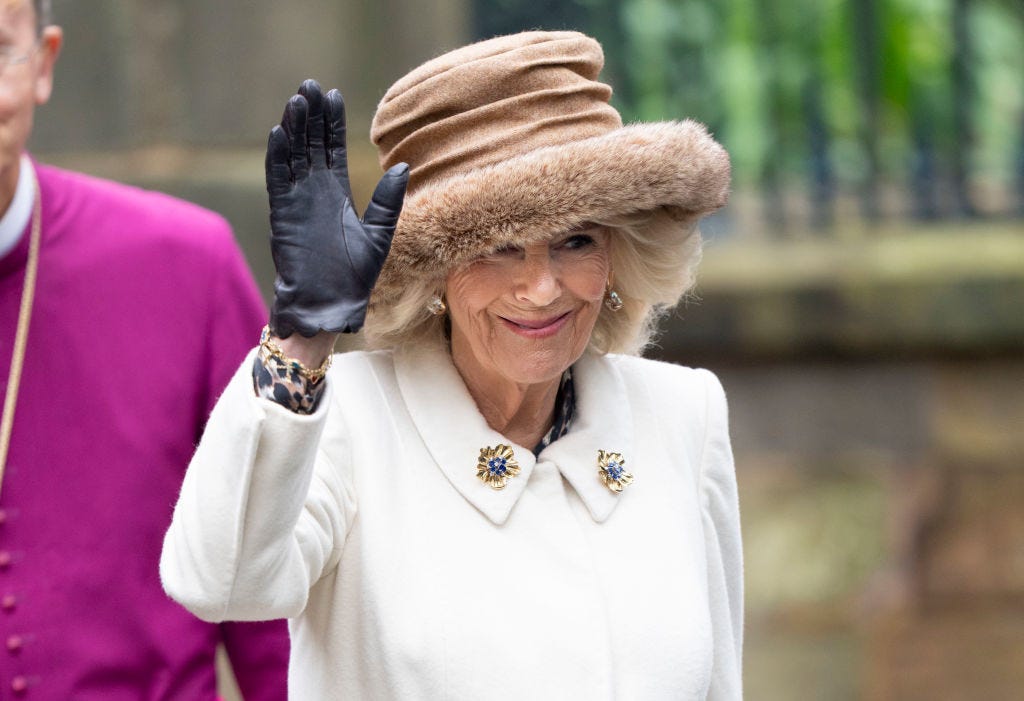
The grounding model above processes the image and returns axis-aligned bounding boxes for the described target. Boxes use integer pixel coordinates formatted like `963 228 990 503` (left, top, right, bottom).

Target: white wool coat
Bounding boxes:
160 344 743 700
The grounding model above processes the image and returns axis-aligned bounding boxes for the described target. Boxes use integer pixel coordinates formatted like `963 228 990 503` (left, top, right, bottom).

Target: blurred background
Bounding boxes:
32 1 1023 699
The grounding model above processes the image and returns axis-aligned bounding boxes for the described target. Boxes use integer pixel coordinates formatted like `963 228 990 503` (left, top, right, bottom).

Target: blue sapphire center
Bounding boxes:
607 461 624 480
487 457 508 475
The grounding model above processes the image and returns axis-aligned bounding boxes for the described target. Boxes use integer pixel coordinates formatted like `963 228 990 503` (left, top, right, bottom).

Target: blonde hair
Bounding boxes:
593 209 702 355
362 209 702 356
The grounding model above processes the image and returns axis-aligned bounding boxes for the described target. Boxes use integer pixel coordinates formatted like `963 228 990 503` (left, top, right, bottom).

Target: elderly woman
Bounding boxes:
161 31 741 700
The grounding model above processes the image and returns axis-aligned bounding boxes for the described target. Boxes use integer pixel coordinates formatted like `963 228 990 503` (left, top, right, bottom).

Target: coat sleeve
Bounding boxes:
697 369 744 700
160 351 356 623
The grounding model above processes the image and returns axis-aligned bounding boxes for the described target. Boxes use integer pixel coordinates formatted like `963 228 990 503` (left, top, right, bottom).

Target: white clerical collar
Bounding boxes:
0 155 36 260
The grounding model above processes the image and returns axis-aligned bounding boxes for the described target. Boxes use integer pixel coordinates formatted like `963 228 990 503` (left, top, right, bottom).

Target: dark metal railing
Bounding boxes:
473 0 1024 234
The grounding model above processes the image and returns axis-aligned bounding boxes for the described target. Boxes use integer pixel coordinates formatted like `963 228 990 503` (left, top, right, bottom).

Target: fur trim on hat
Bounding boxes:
371 119 730 307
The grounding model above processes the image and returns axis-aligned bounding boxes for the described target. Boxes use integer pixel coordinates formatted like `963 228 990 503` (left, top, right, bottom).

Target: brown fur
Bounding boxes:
371 120 730 307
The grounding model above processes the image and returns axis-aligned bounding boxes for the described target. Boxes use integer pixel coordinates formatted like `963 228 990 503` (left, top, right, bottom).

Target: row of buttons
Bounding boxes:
1 509 30 695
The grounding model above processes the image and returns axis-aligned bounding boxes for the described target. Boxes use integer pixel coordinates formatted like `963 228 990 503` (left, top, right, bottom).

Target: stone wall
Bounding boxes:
655 226 1024 700
35 0 471 304
706 357 1024 700
37 0 470 150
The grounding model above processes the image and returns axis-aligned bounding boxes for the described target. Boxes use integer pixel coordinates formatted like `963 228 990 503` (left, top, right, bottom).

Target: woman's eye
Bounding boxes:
560 233 596 250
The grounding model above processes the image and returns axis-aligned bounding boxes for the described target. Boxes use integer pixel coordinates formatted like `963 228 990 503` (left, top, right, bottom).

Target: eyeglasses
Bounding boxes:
0 44 37 75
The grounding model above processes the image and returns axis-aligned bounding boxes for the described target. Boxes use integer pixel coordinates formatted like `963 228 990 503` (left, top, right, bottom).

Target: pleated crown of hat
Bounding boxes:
369 30 730 307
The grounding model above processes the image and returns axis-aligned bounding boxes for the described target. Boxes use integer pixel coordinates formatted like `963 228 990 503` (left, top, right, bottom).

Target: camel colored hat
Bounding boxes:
369 30 730 306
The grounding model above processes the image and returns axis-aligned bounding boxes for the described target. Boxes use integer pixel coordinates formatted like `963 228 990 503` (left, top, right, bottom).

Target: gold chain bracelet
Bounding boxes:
259 325 333 383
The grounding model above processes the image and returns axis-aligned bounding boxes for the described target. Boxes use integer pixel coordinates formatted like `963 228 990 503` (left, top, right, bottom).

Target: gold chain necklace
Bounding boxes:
0 176 41 497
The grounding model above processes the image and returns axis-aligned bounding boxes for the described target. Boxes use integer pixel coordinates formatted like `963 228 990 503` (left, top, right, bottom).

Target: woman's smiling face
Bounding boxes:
445 226 611 389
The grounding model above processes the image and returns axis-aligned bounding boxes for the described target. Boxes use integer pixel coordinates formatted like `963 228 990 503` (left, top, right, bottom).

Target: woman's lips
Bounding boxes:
499 311 572 339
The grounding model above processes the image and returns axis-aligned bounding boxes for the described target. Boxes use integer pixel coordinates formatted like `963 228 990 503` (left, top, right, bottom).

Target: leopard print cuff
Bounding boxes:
253 344 327 414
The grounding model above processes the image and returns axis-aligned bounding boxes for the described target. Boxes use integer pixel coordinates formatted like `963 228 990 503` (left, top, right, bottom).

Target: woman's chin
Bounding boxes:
481 344 577 388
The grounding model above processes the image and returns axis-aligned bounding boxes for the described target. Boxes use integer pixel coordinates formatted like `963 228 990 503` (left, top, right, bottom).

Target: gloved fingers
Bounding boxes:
282 94 310 181
298 79 327 168
361 163 410 230
266 125 293 198
324 88 353 199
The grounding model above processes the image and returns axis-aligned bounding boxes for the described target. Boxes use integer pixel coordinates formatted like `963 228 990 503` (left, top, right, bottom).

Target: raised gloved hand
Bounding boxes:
265 79 409 337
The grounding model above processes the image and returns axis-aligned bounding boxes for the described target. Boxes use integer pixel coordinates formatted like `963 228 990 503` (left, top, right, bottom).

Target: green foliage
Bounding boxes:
474 0 1024 200
619 0 723 126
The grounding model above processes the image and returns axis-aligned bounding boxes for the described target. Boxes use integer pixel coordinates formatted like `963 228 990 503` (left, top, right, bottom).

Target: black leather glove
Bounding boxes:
265 79 409 337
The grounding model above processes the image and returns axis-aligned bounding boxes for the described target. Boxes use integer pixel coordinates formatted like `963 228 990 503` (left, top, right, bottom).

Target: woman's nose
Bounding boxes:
512 253 560 307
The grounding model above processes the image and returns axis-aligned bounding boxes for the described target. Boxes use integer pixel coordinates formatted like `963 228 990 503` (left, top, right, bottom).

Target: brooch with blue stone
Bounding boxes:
597 450 633 492
477 444 520 490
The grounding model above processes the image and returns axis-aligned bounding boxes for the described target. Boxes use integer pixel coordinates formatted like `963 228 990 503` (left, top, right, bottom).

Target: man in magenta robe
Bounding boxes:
0 1 289 697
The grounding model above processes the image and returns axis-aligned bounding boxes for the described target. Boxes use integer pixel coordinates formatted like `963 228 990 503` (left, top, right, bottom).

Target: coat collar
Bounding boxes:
394 344 633 525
